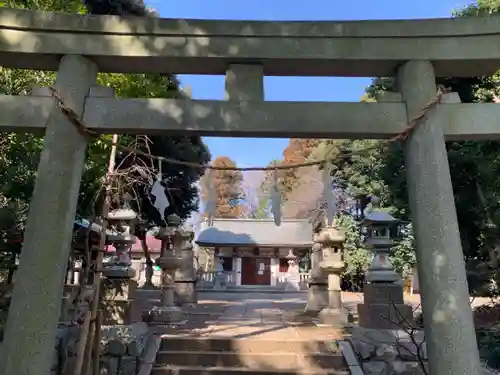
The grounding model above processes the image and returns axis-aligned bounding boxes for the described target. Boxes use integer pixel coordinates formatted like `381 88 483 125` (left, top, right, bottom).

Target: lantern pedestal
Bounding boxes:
101 243 137 325
306 282 328 314
101 204 137 325
318 262 348 327
149 216 187 325
358 283 413 329
174 230 198 306
100 277 137 325
306 244 328 314
314 226 349 326
365 245 400 283
149 254 186 325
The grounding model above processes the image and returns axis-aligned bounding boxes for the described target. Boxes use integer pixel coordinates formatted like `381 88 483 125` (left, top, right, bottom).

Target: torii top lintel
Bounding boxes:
1 8 500 77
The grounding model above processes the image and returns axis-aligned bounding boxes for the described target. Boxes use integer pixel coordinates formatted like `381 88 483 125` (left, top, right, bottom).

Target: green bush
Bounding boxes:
477 329 500 369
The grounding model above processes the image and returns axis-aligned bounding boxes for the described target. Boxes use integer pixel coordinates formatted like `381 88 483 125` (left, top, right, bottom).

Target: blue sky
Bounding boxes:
146 0 469 168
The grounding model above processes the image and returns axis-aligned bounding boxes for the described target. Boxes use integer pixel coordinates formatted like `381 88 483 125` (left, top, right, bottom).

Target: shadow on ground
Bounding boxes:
140 290 351 375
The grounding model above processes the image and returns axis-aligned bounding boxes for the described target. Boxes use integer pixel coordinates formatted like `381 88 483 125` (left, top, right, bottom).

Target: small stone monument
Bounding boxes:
214 258 227 290
357 197 413 329
316 225 349 326
284 250 301 292
174 229 198 305
305 242 328 314
101 194 138 324
149 214 186 325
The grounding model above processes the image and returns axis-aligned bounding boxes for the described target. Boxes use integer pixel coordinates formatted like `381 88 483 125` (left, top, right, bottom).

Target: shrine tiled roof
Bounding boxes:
195 218 314 248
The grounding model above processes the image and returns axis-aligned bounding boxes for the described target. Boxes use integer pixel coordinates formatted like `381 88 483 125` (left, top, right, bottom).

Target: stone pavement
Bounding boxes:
188 293 344 340
137 290 346 340
135 289 496 337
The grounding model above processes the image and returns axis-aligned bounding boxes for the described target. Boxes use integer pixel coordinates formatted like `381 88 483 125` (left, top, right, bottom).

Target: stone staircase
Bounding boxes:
151 337 350 375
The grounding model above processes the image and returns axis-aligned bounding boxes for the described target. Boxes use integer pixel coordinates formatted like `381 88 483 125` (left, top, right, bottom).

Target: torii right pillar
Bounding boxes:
397 60 481 375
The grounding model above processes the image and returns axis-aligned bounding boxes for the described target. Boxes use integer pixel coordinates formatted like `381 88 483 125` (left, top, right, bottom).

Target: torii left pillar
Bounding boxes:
0 55 97 375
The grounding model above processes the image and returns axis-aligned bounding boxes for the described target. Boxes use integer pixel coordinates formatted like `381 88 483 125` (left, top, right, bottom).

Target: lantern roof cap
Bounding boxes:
167 213 182 226
361 196 398 226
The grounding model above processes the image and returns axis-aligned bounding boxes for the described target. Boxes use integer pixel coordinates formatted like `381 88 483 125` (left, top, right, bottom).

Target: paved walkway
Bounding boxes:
136 289 496 339
192 293 344 340
139 291 345 340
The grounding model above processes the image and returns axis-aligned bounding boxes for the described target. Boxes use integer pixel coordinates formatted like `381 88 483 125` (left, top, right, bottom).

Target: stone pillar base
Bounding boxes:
317 307 348 327
101 300 133 325
350 326 428 374
149 305 186 325
175 281 198 305
102 267 136 279
100 278 137 299
305 283 328 314
358 303 413 329
358 282 413 329
100 278 137 325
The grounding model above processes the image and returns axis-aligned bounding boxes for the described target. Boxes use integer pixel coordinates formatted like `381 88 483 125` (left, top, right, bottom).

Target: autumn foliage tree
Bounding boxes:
200 156 246 218
279 139 320 198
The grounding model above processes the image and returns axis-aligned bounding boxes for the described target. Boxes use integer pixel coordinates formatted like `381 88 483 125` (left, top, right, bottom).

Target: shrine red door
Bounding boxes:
241 257 270 285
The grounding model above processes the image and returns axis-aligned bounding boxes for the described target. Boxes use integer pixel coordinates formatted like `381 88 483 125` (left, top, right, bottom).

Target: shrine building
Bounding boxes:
195 218 314 287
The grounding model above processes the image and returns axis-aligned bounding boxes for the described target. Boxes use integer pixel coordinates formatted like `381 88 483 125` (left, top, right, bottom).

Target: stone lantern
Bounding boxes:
362 197 399 283
149 214 186 325
213 257 227 290
284 250 300 291
101 194 138 324
357 196 412 329
316 225 348 326
103 199 137 279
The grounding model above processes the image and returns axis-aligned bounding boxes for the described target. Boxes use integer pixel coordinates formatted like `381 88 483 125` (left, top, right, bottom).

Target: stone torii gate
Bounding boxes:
0 8 499 375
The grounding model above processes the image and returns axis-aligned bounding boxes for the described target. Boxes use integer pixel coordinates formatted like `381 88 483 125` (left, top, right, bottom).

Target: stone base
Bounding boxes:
350 326 428 375
358 282 413 329
175 281 197 305
102 267 136 279
149 305 186 325
362 360 427 375
101 278 137 301
305 283 328 314
317 307 348 327
363 283 405 305
365 269 400 283
284 280 301 292
213 275 228 290
100 279 137 325
358 303 413 329
100 300 132 325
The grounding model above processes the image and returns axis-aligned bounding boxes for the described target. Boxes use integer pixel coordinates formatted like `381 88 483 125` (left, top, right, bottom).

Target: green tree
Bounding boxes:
0 0 211 336
0 0 210 230
364 0 500 296
337 214 371 290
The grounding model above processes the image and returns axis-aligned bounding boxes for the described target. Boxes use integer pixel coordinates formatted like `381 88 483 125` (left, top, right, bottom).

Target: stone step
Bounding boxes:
151 366 349 375
156 351 346 370
160 338 341 353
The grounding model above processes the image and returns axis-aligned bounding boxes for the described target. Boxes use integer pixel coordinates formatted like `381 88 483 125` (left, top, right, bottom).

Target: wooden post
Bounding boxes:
92 309 103 375
82 132 118 375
